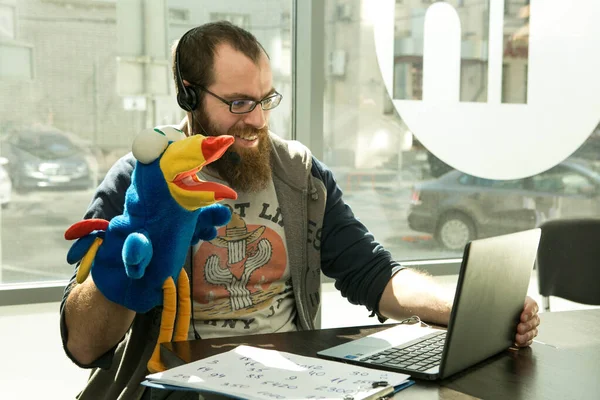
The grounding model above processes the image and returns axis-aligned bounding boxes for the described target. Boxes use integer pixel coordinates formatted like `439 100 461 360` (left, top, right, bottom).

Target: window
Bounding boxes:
169 8 190 23
321 0 600 259
459 174 524 190
0 0 292 295
281 12 291 48
0 4 16 40
210 13 251 30
0 3 35 81
530 165 597 196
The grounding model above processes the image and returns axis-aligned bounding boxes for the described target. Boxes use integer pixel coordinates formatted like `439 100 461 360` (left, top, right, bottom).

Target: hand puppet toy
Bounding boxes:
64 126 237 372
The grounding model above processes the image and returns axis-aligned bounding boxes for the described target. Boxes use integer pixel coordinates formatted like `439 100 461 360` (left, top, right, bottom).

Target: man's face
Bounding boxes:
194 43 274 192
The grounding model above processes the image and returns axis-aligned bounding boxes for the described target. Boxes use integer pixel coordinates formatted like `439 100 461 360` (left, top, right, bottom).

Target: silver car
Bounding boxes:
408 158 600 250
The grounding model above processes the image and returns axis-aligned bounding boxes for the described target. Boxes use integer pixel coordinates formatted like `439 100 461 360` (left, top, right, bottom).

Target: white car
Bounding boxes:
0 157 12 209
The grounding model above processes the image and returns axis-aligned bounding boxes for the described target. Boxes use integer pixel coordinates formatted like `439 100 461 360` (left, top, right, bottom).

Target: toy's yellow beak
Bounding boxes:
161 135 238 210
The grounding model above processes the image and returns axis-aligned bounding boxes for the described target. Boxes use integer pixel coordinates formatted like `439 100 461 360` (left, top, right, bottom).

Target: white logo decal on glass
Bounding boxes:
372 0 600 179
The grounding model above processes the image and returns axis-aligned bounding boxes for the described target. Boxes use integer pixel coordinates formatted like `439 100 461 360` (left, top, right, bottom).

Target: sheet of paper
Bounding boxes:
146 345 410 400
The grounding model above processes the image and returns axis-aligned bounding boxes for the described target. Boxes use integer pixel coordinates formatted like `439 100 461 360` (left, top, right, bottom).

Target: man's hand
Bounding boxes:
515 296 540 347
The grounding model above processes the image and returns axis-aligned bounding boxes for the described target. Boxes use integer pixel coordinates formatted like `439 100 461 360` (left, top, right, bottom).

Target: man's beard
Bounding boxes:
193 110 272 193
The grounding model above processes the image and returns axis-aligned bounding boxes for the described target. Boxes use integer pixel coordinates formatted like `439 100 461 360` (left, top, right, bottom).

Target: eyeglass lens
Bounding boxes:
230 94 282 114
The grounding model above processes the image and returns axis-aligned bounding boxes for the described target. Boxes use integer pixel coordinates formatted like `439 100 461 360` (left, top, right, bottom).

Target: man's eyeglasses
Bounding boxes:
198 86 283 114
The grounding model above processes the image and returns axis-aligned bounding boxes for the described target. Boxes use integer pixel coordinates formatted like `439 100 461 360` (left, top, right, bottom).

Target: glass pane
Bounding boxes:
322 0 600 258
0 0 292 286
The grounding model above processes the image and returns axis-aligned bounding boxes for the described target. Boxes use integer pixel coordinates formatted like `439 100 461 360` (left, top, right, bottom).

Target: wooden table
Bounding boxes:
158 309 600 399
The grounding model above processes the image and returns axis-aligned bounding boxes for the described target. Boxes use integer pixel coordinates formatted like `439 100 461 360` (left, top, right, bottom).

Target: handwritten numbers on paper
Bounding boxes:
256 392 285 399
330 377 347 385
194 365 226 379
315 386 355 395
151 346 409 400
298 363 324 371
261 381 298 390
221 382 250 390
248 367 268 373
353 379 375 385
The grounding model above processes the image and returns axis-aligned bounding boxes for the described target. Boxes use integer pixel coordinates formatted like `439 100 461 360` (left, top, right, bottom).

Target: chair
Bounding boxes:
536 218 600 311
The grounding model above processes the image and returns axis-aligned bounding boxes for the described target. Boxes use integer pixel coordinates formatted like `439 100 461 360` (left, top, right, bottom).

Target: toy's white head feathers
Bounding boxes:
132 126 186 164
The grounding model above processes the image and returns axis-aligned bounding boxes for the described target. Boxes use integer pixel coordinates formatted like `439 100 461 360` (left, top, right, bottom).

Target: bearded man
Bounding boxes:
61 21 540 400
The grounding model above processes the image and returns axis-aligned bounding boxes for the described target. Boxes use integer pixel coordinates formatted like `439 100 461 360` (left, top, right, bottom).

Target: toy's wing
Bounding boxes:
65 219 109 283
122 230 153 279
65 219 109 240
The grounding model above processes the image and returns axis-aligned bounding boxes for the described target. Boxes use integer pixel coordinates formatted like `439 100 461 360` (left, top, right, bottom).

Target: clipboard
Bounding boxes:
144 345 414 399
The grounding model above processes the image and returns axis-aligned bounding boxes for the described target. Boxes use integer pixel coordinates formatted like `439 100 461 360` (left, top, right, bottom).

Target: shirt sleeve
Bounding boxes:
59 154 134 369
311 157 404 320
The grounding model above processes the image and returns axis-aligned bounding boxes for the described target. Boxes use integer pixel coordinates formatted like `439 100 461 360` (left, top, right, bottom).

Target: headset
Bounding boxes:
174 28 199 112
174 26 241 164
174 28 241 342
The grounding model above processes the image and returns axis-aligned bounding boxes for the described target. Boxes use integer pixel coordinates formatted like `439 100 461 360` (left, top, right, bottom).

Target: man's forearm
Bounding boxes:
378 268 454 326
65 277 135 365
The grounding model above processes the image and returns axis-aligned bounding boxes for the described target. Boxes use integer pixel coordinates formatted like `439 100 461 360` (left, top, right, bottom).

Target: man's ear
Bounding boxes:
183 79 191 87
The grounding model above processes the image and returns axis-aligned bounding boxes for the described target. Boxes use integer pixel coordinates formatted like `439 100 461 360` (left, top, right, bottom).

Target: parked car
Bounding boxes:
0 157 12 208
408 158 600 250
426 150 454 178
0 129 95 193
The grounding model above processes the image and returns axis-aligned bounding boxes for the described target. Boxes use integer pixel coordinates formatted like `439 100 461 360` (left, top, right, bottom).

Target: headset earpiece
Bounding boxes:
176 84 198 112
175 29 198 112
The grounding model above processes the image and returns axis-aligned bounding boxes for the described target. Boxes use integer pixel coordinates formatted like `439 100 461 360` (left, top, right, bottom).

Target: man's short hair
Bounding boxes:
171 21 268 106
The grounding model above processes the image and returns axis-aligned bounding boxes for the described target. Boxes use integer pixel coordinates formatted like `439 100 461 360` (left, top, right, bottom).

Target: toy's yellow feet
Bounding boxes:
147 270 192 373
173 269 191 342
147 277 176 373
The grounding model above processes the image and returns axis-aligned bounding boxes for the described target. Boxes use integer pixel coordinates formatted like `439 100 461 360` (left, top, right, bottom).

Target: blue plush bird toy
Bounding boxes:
64 126 237 372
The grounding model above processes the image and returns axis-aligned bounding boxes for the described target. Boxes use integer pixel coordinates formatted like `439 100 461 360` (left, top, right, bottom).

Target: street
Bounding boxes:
341 181 460 261
1 190 93 283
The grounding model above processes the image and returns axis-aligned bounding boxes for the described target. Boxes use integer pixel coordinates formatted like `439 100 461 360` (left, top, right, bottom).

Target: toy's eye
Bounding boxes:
132 128 169 164
158 126 186 142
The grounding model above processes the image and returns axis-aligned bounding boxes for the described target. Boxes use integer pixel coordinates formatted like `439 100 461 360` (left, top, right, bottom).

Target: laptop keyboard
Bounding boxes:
361 331 446 372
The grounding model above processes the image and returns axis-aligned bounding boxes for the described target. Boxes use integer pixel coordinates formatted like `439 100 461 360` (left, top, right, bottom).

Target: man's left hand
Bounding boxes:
514 296 540 347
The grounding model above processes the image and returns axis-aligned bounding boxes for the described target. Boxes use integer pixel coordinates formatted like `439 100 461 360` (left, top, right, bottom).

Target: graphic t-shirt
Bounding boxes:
190 171 297 339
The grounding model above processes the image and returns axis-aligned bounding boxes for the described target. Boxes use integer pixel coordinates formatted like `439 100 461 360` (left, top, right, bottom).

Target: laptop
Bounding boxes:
317 228 541 380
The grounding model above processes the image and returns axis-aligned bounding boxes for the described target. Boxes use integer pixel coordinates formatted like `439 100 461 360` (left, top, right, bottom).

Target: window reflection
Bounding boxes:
323 0 599 260
0 0 292 285
1 0 598 286
393 0 529 103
